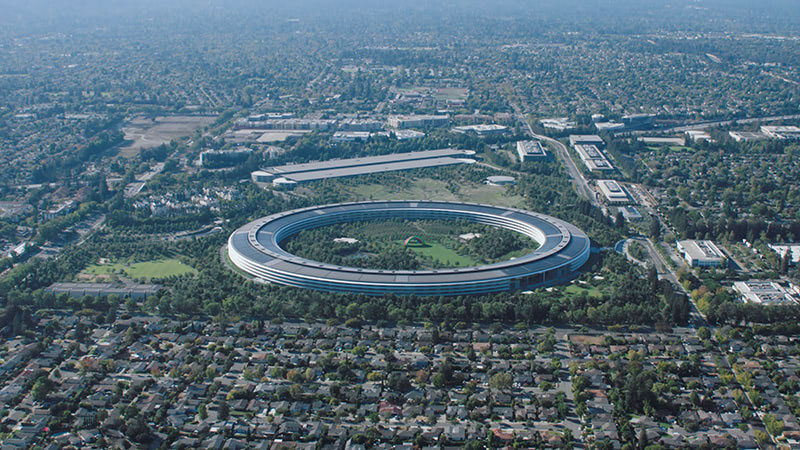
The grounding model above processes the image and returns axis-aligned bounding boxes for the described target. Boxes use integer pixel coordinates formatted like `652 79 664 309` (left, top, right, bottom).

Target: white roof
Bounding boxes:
597 180 630 202
677 240 725 262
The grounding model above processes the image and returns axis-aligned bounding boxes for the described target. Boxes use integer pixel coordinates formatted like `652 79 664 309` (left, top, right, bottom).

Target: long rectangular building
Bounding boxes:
252 149 476 186
574 144 614 171
761 125 800 140
569 135 605 148
45 283 162 299
677 240 727 268
452 124 508 136
235 118 336 131
733 281 798 305
387 115 450 129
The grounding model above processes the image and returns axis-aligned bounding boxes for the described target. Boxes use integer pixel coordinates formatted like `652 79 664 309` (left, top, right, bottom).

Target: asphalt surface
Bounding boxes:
509 103 599 208
621 113 800 136
508 98 708 327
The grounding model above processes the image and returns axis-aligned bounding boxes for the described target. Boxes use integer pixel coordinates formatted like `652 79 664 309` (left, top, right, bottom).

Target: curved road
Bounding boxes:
509 103 599 208
509 99 707 326
624 236 708 326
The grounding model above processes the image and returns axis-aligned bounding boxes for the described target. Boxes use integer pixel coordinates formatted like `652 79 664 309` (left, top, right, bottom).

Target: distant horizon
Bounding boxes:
2 0 800 37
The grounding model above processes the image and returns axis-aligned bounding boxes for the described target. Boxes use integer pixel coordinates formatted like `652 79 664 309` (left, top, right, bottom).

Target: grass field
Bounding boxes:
404 242 477 267
345 177 525 208
563 283 603 298
348 178 458 202
82 258 197 281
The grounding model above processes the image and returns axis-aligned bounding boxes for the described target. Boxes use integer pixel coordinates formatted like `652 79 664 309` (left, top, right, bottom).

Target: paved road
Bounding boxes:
616 238 647 268
507 99 707 325
509 103 599 208
621 113 800 136
634 236 708 326
123 181 146 198
75 214 106 246
534 131 598 207
123 162 166 198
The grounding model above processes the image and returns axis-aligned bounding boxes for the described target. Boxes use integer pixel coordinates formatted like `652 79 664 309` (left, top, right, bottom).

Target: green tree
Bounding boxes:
387 372 411 392
649 216 661 239
615 209 626 229
198 404 208 420
489 372 513 390
763 413 785 437
32 377 55 402
218 401 229 421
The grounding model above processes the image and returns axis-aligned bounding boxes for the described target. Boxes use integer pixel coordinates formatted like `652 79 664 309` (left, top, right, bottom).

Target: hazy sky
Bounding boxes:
1 0 799 37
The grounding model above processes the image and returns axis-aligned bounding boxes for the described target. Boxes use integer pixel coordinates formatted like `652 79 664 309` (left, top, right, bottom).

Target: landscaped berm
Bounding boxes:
227 200 591 296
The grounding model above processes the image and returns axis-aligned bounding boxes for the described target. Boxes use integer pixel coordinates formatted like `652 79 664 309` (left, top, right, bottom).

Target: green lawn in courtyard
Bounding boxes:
563 283 603 298
404 242 477 267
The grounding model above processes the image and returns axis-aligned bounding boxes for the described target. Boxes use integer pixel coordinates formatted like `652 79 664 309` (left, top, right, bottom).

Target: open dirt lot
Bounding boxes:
120 115 217 158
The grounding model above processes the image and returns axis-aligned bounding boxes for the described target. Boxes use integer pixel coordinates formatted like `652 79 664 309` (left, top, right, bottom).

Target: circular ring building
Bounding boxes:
227 201 591 296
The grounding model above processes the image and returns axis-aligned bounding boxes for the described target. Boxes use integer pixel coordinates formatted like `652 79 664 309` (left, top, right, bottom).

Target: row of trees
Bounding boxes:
666 207 800 244
510 160 623 248
1 153 692 328
134 243 688 326
2 237 687 328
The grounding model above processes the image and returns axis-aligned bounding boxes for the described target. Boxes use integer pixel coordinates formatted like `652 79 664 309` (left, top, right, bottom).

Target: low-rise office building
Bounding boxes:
638 137 685 146
338 118 384 131
569 135 605 148
516 140 547 162
733 281 798 305
235 117 336 131
451 124 508 136
393 130 426 140
43 200 75 220
331 131 371 142
541 117 576 131
619 206 642 221
594 122 625 132
387 114 450 129
677 240 727 268
729 131 766 142
574 144 615 171
761 125 800 140
596 180 631 203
